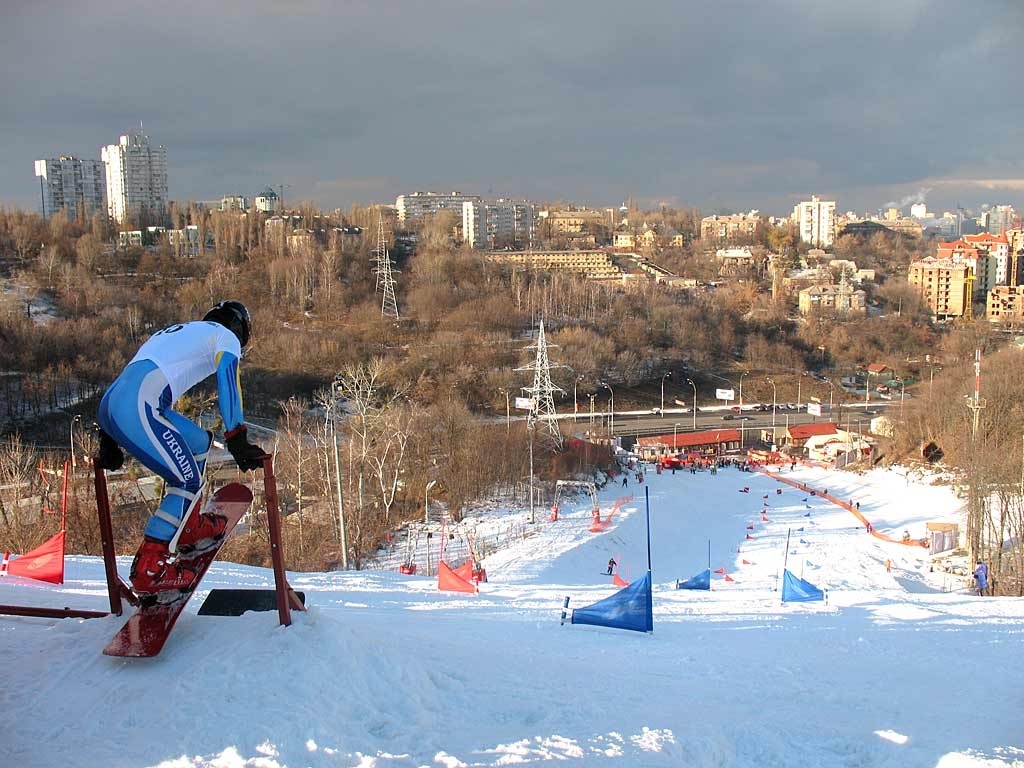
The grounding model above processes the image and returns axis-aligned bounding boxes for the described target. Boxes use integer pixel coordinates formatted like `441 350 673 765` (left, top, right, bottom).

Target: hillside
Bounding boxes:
1 462 1021 768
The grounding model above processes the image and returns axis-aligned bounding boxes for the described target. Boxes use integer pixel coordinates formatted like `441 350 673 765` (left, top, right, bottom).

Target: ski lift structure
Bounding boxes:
550 480 600 523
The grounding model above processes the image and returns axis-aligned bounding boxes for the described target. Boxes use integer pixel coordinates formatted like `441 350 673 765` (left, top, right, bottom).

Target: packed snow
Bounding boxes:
2 460 1023 768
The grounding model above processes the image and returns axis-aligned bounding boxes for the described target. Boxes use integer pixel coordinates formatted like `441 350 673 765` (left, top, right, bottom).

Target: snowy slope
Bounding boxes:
1 462 1022 768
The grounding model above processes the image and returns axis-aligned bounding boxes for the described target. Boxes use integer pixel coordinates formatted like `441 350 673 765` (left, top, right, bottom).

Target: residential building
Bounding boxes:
716 246 758 276
396 191 481 223
101 131 168 225
540 208 607 235
254 187 278 213
793 196 836 248
700 210 763 242
936 239 994 299
484 250 623 281
963 232 1011 285
986 286 1024 323
907 256 970 321
166 225 200 256
33 156 106 222
797 282 868 316
614 226 685 250
220 195 249 211
462 199 535 249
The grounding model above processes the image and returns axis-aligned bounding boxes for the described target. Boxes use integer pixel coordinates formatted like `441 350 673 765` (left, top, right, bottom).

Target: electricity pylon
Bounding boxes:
372 215 400 320
517 320 565 449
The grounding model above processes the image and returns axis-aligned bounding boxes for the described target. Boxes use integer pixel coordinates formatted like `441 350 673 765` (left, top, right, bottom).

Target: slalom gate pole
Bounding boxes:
560 596 570 625
645 486 652 572
783 528 791 572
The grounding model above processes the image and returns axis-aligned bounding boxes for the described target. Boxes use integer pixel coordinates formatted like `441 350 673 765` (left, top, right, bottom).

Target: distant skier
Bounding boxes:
974 561 989 596
606 557 617 575
96 301 267 593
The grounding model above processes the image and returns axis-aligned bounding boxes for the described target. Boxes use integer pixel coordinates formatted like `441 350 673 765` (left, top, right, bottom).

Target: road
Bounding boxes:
565 401 889 439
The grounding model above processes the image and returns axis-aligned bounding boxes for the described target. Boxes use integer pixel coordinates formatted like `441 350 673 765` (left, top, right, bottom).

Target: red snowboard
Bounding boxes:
103 482 253 658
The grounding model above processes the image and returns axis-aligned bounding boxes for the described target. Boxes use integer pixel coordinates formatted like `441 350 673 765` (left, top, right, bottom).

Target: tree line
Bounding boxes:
0 203 1017 586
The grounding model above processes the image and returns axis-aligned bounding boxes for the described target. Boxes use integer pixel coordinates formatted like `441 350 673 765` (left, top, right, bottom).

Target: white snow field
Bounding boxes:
2 461 1023 768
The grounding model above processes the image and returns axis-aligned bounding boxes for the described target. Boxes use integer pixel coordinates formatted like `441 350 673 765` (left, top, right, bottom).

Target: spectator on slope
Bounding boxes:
95 301 267 594
974 561 989 596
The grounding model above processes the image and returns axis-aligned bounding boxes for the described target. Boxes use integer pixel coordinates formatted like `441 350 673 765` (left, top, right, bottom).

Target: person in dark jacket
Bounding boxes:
606 557 617 575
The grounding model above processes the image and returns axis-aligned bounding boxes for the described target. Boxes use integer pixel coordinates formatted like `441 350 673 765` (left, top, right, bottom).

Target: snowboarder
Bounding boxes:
974 561 989 596
96 301 267 594
606 557 617 575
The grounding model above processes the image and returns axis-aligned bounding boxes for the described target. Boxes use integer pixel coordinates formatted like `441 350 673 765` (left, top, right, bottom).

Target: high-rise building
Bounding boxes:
462 199 535 249
395 191 481 223
908 256 970 321
33 156 106 221
793 196 836 248
101 131 168 224
984 204 1017 234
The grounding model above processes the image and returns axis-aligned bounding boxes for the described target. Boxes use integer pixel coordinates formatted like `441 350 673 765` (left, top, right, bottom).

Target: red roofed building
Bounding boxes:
787 422 839 444
934 239 993 298
635 428 741 460
964 232 1012 286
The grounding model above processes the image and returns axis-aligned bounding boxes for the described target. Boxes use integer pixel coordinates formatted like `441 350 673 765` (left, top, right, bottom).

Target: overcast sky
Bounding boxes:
2 0 1023 218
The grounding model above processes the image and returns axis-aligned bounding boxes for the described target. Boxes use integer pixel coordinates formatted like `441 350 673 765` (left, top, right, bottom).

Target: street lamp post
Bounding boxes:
424 478 439 575
660 372 670 414
601 382 615 441
739 372 748 448
766 378 777 428
589 394 596 427
573 375 584 421
797 374 803 411
331 381 349 569
69 414 81 470
686 378 697 430
424 479 438 525
899 378 906 418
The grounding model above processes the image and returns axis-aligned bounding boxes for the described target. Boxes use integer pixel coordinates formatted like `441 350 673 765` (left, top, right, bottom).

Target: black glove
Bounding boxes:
225 425 267 471
97 429 124 471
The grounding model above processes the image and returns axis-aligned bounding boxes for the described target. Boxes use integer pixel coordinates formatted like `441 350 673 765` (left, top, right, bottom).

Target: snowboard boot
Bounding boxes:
130 537 197 594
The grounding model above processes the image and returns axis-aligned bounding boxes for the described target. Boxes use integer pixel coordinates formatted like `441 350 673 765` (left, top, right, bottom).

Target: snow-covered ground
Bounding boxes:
2 461 1023 768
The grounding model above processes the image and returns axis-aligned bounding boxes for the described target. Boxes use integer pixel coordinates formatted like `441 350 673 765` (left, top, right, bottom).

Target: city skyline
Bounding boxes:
2 1 1023 218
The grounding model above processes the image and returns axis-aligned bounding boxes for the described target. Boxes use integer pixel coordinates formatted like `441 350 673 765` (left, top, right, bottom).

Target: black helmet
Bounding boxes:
203 300 251 348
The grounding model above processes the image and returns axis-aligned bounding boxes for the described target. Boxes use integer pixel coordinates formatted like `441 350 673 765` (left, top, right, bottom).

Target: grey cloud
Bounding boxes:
2 0 1023 215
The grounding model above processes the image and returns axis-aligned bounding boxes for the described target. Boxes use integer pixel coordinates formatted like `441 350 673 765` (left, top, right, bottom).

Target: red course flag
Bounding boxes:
6 530 65 584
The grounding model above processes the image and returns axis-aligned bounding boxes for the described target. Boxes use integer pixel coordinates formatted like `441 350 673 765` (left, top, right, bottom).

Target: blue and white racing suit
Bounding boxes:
98 321 246 541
